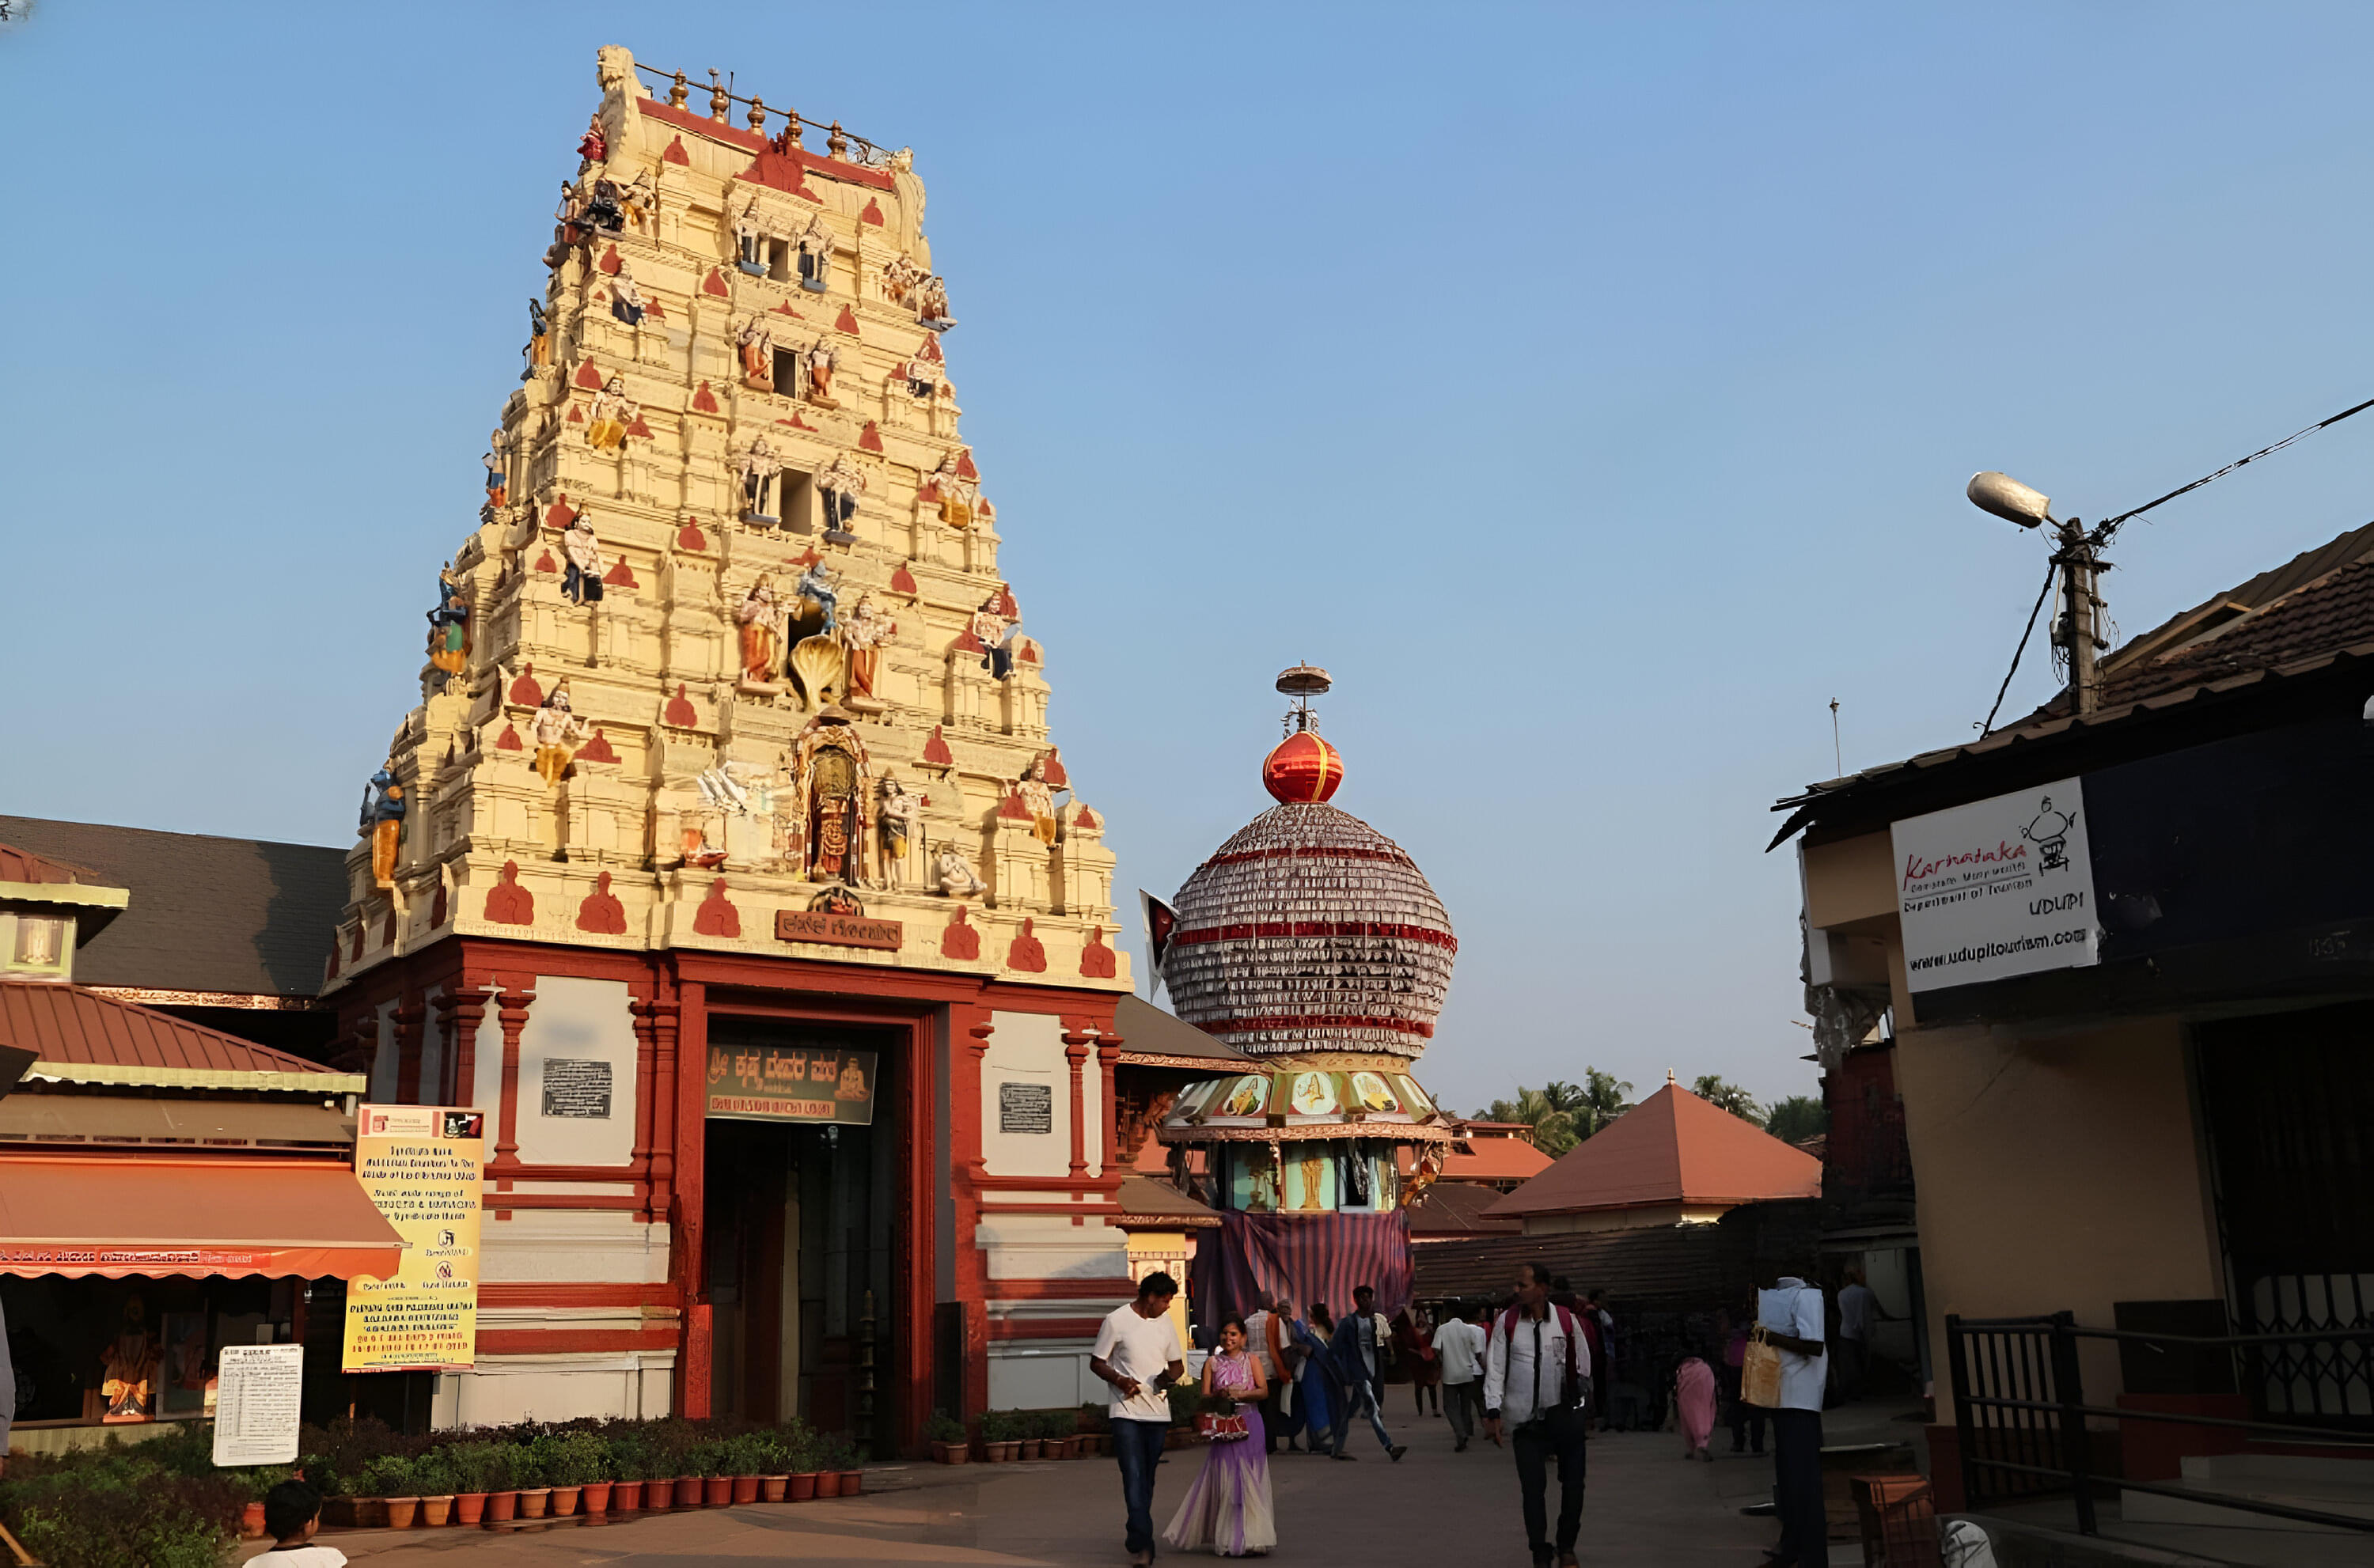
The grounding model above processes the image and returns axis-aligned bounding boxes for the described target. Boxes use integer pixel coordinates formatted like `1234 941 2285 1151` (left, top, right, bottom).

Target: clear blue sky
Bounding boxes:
8 4 2374 1115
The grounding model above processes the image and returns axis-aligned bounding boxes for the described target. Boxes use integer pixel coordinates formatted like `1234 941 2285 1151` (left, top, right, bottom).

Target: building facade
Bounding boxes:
320 46 1136 1448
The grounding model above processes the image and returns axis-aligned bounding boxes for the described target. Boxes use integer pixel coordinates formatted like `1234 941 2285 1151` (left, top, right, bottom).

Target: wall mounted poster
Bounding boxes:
212 1343 304 1466
341 1105 485 1373
707 1043 878 1126
1892 778 2099 993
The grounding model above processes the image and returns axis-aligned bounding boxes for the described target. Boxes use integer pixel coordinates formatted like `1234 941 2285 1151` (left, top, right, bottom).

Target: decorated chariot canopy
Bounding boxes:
1159 1066 1454 1145
1157 668 1458 1061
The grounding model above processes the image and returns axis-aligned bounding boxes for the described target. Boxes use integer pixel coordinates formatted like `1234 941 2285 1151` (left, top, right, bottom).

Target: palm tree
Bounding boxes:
1479 1086 1581 1156
1568 1069 1634 1141
1691 1074 1765 1124
1763 1094 1827 1145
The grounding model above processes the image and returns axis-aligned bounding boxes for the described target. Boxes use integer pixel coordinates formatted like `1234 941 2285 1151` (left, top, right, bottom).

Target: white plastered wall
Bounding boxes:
516 976 639 1167
982 1009 1069 1177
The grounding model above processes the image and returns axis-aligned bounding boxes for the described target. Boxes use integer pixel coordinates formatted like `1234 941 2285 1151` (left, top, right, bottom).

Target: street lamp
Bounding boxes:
1968 471 2107 716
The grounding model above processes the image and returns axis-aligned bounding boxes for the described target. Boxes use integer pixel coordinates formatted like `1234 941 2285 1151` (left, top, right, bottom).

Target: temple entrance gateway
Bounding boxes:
702 1019 897 1436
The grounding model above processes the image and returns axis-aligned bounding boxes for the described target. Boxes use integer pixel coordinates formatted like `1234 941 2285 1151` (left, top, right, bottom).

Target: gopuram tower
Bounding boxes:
324 47 1136 1444
1155 668 1458 1327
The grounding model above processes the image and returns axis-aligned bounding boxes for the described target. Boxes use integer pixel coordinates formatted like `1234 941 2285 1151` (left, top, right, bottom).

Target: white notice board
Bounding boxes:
1892 778 2099 992
212 1343 305 1466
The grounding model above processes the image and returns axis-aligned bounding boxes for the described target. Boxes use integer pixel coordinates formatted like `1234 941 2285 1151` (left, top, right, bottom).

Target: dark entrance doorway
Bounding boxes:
2195 1001 2374 1430
703 1017 897 1443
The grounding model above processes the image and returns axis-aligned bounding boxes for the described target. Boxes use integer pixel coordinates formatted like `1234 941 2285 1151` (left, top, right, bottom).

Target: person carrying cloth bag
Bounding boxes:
1751 1271 1831 1568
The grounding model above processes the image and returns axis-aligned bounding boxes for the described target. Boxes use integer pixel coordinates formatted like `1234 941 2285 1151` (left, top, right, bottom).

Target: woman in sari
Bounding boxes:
1674 1354 1719 1461
1295 1304 1341 1455
1164 1317 1276 1557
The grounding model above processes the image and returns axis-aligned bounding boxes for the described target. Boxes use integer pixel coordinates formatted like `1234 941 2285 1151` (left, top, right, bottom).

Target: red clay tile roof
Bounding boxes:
1408 1180 1524 1239
0 982 346 1081
1488 1084 1822 1218
0 844 102 886
2095 553 2374 708
1440 1130 1553 1186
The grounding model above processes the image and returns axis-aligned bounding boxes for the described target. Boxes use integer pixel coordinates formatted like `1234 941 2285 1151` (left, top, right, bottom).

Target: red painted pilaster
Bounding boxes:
1062 1028 1092 1180
492 980 536 1173
674 980 709 1418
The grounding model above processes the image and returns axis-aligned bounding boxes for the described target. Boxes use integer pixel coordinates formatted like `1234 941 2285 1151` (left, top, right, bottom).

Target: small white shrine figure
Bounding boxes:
532 684 588 787
794 214 833 293
935 843 987 899
587 377 637 453
610 261 647 326
840 592 897 703
561 517 606 604
881 253 922 309
969 592 1020 680
817 451 867 541
904 336 946 400
734 577 785 688
735 437 783 525
804 339 840 407
877 778 921 889
917 273 955 331
734 200 770 275
1018 754 1059 846
738 316 774 389
926 450 977 527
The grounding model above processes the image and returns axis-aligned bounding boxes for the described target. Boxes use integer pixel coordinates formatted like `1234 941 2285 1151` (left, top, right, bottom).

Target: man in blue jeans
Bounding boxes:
1091 1273 1187 1567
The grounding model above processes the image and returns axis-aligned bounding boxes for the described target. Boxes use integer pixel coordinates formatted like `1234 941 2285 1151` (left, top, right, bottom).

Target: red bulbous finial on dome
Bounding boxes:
1262 731 1344 803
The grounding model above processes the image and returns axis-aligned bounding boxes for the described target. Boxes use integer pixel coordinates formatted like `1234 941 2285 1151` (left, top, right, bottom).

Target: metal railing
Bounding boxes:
1946 1312 2374 1538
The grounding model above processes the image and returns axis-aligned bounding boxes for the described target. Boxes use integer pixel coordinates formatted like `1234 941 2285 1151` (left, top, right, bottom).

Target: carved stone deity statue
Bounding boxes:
621 169 658 233
927 451 977 527
817 451 867 540
531 684 588 787
523 298 551 378
561 517 607 604
804 339 840 407
935 844 987 899
482 430 510 507
359 763 406 890
734 436 783 523
737 316 774 389
881 253 923 311
734 577 786 689
918 273 955 330
734 199 770 275
840 592 896 703
577 113 607 171
877 778 920 890
795 214 833 292
586 377 636 453
427 561 471 674
793 721 870 884
610 260 647 326
797 562 842 635
1018 754 1058 846
970 593 1019 680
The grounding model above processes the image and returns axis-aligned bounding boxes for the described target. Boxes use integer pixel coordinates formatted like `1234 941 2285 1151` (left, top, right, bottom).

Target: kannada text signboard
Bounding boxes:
341 1105 486 1373
706 1043 878 1126
1892 778 2099 993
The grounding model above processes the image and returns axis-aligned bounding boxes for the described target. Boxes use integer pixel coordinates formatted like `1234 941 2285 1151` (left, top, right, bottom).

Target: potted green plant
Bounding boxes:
825 1434 863 1498
1080 1400 1111 1455
447 1440 504 1525
1042 1408 1083 1458
926 1409 969 1464
750 1426 793 1501
412 1449 458 1526
606 1430 647 1511
690 1437 732 1506
979 1408 1022 1463
535 1430 603 1517
512 1443 552 1519
787 1426 823 1501
360 1453 421 1528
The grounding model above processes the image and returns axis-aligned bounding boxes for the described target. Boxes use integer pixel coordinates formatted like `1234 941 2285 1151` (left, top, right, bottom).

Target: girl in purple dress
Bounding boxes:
1164 1317 1277 1557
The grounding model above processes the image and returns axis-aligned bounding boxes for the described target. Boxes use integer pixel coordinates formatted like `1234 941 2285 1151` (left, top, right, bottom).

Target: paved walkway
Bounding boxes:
264 1400 1819 1567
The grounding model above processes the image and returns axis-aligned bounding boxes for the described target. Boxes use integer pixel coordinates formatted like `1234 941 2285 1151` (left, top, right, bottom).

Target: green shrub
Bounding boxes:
979 1409 1022 1442
0 1452 239 1568
295 1416 417 1497
925 1409 965 1444
530 1430 606 1488
1036 1409 1078 1441
507 1444 548 1490
444 1440 513 1494
411 1449 458 1497
601 1428 650 1482
358 1452 419 1497
817 1434 859 1471
1167 1382 1200 1426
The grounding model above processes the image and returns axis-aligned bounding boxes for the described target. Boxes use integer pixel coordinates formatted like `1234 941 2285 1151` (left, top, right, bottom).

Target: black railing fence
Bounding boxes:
1946 1312 2374 1538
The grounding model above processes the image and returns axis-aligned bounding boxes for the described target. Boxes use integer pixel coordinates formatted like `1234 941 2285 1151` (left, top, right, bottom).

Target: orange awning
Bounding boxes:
0 1155 404 1280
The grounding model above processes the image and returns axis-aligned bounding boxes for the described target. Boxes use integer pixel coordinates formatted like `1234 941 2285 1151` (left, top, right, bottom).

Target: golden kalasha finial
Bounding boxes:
669 70 688 108
828 120 849 158
747 95 768 132
782 109 803 150
707 70 730 123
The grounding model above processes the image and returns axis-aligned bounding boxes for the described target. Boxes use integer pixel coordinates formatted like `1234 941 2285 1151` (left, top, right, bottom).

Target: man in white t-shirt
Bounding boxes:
1758 1271 1830 1568
1090 1272 1186 1568
247 1480 350 1567
1435 1301 1488 1451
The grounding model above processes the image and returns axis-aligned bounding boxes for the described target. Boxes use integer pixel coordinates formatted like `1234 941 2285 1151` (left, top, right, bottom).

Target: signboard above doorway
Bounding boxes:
706 1042 879 1127
775 907 904 950
1892 777 2099 993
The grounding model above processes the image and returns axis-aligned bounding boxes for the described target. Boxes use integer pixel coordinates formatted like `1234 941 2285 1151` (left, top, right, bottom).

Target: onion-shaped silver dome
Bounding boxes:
1160 801 1456 1059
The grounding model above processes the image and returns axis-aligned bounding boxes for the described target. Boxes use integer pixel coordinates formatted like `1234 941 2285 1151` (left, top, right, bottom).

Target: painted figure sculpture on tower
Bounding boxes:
523 298 551 378
735 436 782 524
818 451 865 540
738 316 773 388
937 844 986 899
360 766 405 890
795 214 832 292
805 339 840 407
532 685 587 788
734 199 769 275
610 261 647 325
735 578 785 689
482 430 510 508
561 516 606 604
427 562 471 675
877 778 920 889
798 562 842 635
927 451 977 527
840 592 895 703
587 377 636 453
1020 755 1059 846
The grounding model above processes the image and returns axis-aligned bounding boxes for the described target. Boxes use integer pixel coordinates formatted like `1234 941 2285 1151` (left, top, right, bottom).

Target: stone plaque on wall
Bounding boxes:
999 1081 1053 1134
541 1058 613 1119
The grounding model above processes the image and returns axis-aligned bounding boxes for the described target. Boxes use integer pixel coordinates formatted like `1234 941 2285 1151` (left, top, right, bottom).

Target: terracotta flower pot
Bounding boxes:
789 1471 819 1501
550 1484 580 1517
816 1470 844 1498
835 1469 863 1497
241 1501 268 1540
455 1492 488 1526
703 1475 733 1506
386 1497 422 1529
643 1479 669 1512
673 1475 702 1507
518 1487 551 1519
487 1490 518 1523
731 1474 760 1505
422 1495 454 1528
582 1480 612 1513
760 1475 789 1502
612 1479 642 1511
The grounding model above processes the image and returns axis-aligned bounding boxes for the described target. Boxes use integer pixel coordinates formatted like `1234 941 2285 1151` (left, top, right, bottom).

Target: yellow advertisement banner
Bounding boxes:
341 1105 486 1373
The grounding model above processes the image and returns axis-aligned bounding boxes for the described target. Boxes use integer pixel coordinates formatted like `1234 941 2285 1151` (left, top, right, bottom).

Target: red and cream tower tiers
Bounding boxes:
322 46 1136 1446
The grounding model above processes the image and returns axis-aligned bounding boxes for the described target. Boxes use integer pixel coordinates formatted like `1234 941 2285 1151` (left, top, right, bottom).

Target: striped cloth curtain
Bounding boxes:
1190 1210 1413 1345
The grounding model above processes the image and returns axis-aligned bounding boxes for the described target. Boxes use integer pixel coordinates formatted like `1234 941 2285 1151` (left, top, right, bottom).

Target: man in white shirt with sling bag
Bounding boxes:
1482 1263 1592 1568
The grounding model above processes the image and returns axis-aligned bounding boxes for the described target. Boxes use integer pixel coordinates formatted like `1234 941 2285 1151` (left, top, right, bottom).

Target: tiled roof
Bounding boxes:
0 816 347 998
0 845 100 886
2095 553 2374 708
1112 994 1254 1069
1407 1180 1523 1239
0 983 359 1090
1488 1084 1822 1218
1115 1175 1223 1229
1441 1127 1553 1186
1411 1222 1727 1307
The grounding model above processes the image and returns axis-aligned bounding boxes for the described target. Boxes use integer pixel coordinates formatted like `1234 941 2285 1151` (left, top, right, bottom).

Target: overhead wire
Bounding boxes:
1978 558 2061 735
